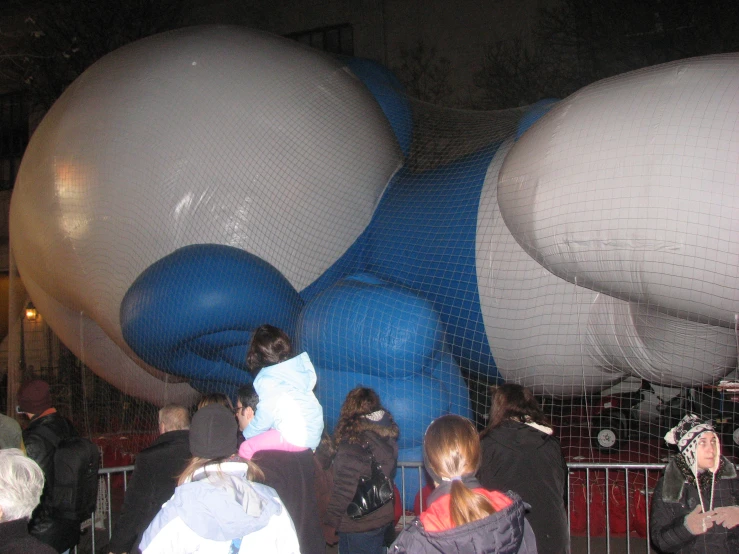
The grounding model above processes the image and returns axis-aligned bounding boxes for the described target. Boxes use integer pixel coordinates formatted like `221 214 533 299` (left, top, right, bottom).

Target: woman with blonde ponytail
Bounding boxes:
389 415 537 553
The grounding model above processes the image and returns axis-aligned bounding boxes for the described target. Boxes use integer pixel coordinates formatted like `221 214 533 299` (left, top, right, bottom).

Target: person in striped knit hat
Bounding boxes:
650 414 739 553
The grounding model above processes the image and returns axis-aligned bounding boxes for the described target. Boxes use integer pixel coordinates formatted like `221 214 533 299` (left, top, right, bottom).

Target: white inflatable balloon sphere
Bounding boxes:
585 294 736 387
481 142 735 393
479 140 620 395
10 26 402 404
499 54 739 327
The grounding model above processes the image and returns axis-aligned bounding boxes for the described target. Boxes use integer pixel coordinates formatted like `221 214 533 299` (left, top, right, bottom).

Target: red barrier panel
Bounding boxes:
92 433 156 489
569 470 656 538
413 483 434 515
631 487 651 537
609 479 628 534
393 484 403 524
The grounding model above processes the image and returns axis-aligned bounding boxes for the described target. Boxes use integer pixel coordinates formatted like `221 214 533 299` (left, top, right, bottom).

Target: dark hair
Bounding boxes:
196 393 234 412
237 384 259 411
246 325 293 375
424 415 496 527
334 387 384 445
481 383 549 438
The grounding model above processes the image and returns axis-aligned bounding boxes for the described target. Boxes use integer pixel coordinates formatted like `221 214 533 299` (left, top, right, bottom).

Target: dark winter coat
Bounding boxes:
321 411 399 534
479 420 569 554
107 429 191 554
251 448 325 554
22 411 81 553
650 455 739 553
389 490 538 554
0 518 57 554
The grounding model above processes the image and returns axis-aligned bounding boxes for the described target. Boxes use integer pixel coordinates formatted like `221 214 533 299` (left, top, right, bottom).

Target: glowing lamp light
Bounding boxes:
25 303 37 321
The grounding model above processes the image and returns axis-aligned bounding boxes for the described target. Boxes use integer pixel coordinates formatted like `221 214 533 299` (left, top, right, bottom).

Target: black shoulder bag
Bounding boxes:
346 443 394 519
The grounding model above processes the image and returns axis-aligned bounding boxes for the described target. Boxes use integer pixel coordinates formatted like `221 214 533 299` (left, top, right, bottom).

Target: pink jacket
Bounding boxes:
238 428 309 460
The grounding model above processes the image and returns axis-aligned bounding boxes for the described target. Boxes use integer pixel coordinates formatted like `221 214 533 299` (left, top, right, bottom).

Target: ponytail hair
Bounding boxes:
424 414 497 527
448 480 497 527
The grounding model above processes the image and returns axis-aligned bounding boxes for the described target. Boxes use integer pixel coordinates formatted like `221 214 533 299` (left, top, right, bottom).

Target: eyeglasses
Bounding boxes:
234 406 244 415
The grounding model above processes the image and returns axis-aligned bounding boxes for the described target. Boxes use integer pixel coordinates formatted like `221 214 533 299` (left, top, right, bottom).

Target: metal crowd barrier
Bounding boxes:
567 462 664 554
394 461 667 554
83 462 670 554
76 465 135 554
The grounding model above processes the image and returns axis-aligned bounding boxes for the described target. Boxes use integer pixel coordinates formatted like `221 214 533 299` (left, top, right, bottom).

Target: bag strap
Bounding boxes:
362 441 378 464
34 425 62 449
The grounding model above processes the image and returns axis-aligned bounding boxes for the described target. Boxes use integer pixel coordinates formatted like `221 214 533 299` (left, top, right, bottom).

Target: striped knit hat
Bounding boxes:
664 414 715 466
664 414 719 511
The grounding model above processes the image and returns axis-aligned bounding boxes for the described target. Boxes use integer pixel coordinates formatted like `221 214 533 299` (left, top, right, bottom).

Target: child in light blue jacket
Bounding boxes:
240 325 324 455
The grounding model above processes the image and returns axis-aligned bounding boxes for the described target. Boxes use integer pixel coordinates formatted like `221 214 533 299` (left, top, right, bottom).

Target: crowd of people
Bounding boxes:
1 323 739 553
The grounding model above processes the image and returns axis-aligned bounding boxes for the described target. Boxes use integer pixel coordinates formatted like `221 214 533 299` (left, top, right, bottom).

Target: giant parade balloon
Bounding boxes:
10 27 739 463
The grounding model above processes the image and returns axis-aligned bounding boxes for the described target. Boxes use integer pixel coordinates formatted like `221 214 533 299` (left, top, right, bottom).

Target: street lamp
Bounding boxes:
25 303 37 321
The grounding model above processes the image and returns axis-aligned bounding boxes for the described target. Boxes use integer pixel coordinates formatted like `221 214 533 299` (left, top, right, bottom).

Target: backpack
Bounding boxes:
35 425 101 521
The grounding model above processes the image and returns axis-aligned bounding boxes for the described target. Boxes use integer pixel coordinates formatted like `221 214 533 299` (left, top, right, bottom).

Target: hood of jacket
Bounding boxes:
391 491 535 554
358 412 400 470
486 419 557 452
360 410 400 440
164 462 284 541
660 455 737 503
345 410 400 444
328 409 400 457
254 352 316 395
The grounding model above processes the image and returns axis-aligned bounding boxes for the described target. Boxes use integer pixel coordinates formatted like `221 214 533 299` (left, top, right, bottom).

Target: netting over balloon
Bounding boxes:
8 26 739 474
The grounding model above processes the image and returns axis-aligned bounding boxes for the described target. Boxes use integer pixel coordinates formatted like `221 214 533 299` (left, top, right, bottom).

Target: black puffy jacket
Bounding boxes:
22 411 81 553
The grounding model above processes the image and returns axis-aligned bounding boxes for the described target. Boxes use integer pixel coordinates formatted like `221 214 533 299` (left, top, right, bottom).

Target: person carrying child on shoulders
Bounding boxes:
239 324 324 459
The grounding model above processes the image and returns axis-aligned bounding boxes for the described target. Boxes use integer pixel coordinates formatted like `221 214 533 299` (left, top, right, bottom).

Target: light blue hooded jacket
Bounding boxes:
243 352 324 449
140 461 300 553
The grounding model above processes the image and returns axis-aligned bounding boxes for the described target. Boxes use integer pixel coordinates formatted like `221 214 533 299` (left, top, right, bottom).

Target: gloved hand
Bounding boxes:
684 504 714 535
712 506 739 529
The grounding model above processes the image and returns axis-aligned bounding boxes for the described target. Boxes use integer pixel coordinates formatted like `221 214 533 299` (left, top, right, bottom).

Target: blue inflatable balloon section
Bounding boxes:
121 244 303 390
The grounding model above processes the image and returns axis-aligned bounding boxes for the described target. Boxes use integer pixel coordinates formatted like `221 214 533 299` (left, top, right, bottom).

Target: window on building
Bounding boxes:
286 24 354 56
0 92 28 190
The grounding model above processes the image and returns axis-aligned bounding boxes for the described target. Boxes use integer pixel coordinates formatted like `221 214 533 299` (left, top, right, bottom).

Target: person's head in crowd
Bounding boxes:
235 384 259 432
196 393 234 412
158 404 191 435
246 324 293 376
334 387 384 444
664 414 722 524
16 379 52 418
178 404 263 485
424 415 498 528
665 414 720 474
0 448 45 523
483 383 550 435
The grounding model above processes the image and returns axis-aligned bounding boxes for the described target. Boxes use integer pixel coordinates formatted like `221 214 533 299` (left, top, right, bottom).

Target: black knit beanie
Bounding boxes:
189 404 238 459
